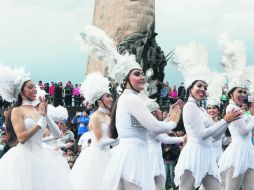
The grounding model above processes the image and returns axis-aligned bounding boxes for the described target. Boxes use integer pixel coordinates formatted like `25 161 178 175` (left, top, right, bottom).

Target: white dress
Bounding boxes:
219 102 254 177
101 89 177 190
70 122 112 190
174 97 228 188
42 135 70 172
0 116 73 190
148 134 183 179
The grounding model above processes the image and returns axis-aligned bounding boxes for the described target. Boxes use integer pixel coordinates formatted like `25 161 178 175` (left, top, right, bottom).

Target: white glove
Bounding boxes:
98 138 119 150
36 116 47 129
46 115 61 138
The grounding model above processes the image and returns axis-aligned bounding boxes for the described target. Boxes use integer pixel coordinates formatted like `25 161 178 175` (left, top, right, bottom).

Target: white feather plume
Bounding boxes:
79 25 141 84
0 64 31 102
48 105 68 123
172 41 212 88
80 72 110 104
217 33 246 90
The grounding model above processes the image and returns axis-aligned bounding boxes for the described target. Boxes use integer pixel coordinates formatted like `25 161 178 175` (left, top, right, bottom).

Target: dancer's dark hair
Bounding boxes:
5 80 30 144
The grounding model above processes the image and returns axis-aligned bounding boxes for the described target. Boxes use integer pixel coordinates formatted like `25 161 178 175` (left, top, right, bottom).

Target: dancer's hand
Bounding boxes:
223 109 244 123
167 105 181 124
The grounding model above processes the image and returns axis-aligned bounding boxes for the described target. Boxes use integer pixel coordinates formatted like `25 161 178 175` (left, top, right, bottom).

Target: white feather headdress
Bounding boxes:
172 42 214 89
47 104 68 123
80 72 110 104
0 64 31 102
217 33 248 90
78 25 141 84
206 72 226 107
139 84 159 112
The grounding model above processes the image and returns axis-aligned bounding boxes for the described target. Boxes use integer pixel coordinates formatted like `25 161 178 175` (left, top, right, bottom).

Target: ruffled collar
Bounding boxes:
123 89 138 95
187 97 200 106
22 99 34 106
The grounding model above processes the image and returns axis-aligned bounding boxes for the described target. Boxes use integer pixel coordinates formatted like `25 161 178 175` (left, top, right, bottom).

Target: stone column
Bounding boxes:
86 0 155 75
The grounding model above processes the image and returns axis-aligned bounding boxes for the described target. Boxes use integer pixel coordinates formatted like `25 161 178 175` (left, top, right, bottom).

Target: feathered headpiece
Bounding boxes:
78 25 141 85
0 64 31 102
172 42 214 89
139 83 159 112
80 72 110 104
32 85 46 106
206 72 226 107
217 33 248 90
47 104 68 123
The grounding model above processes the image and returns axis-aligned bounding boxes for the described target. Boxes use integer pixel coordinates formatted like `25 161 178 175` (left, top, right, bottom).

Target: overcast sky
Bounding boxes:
1 0 254 85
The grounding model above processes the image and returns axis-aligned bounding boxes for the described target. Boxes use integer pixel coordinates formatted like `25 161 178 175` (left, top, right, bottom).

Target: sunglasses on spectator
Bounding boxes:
133 70 144 77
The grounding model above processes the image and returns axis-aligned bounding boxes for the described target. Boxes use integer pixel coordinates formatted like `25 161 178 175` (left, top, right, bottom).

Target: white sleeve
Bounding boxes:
46 115 61 138
124 94 177 135
183 102 228 139
156 133 184 144
226 104 254 135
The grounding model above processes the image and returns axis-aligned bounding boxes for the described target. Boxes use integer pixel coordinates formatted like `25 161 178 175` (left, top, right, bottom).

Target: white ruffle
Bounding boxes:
219 142 254 177
0 144 73 190
174 142 220 188
101 138 155 190
148 141 166 179
70 144 111 190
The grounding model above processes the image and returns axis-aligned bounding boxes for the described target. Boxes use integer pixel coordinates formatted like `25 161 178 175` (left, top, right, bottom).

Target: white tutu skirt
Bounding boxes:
101 138 155 190
44 147 70 173
148 142 166 179
213 146 223 163
0 144 73 190
219 142 254 177
174 142 220 188
70 144 111 190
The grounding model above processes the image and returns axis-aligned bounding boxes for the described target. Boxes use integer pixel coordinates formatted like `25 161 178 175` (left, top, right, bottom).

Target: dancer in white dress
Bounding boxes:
172 42 242 190
77 25 182 190
219 88 254 190
0 65 73 190
42 105 70 172
70 73 118 190
217 33 254 190
142 94 185 190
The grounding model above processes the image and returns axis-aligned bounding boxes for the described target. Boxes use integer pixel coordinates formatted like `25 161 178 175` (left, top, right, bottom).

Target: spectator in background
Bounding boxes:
49 82 55 104
54 82 63 107
44 83 49 101
64 82 73 107
72 84 80 106
74 110 90 140
170 85 178 104
0 131 9 158
0 111 7 130
162 132 182 190
178 82 186 101
161 82 170 105
59 121 75 151
38 80 44 89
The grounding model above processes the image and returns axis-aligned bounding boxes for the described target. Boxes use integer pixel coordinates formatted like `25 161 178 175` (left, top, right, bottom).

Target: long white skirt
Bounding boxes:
70 144 111 190
0 144 73 190
101 138 156 190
